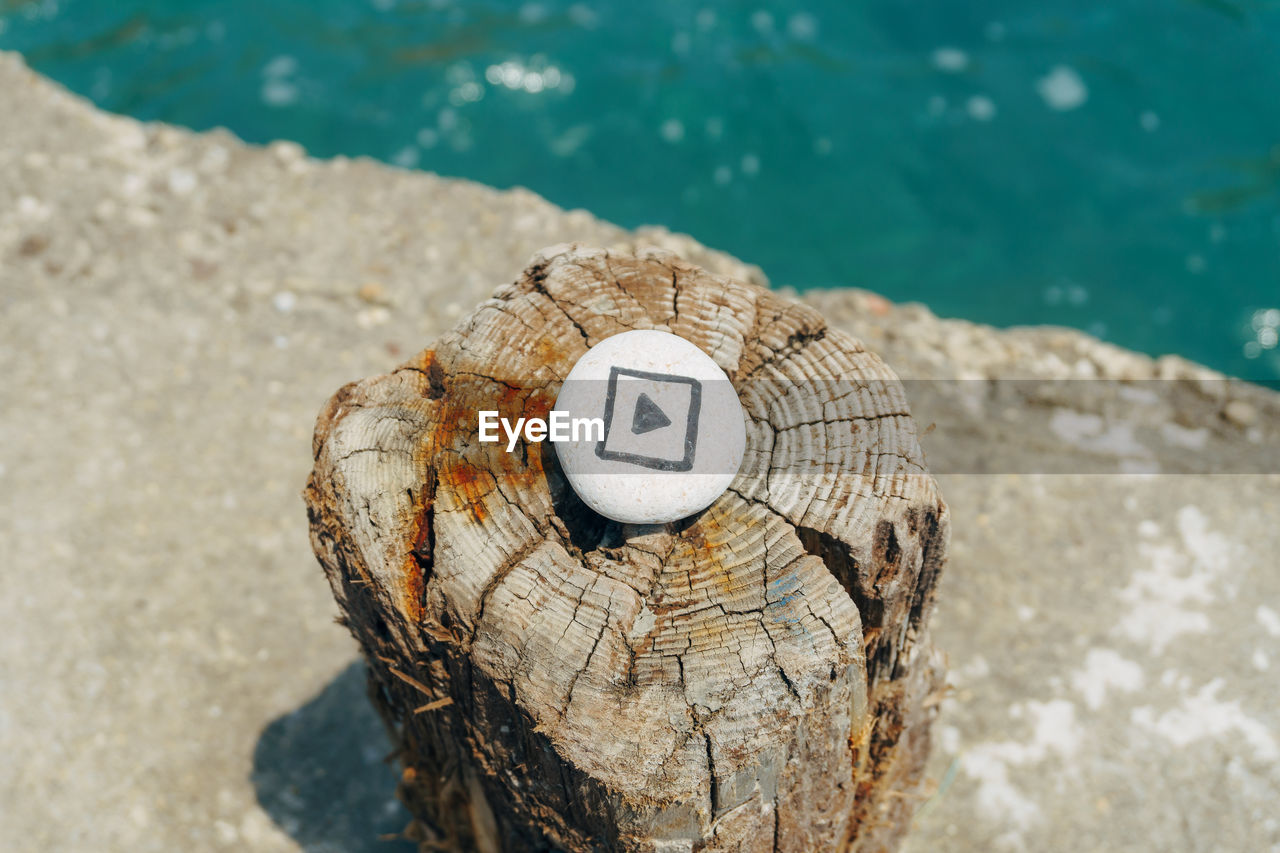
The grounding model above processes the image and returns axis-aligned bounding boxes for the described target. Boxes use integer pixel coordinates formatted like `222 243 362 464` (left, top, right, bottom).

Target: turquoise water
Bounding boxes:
4 1 1279 381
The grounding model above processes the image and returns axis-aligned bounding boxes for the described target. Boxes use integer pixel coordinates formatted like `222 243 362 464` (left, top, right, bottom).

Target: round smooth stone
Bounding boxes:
553 329 746 524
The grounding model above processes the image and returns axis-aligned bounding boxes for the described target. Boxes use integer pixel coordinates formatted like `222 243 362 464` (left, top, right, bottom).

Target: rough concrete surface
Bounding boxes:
1 53 1277 852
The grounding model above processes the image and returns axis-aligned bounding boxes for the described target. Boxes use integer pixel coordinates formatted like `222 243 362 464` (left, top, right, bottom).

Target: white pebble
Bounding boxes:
553 330 746 524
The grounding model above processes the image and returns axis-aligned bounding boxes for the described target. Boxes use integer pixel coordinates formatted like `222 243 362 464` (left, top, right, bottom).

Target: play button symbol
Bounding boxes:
551 328 746 524
631 393 671 435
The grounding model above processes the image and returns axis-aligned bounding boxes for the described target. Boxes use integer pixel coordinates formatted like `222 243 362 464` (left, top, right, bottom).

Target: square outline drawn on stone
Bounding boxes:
595 366 702 472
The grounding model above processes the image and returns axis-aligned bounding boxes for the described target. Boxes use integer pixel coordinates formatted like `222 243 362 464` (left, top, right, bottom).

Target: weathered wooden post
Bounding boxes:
304 245 948 852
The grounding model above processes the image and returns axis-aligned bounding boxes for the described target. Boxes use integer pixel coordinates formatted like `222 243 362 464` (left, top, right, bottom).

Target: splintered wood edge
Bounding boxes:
305 244 949 849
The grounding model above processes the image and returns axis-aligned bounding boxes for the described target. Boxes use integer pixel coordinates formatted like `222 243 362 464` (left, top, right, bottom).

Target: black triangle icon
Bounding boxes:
631 393 671 435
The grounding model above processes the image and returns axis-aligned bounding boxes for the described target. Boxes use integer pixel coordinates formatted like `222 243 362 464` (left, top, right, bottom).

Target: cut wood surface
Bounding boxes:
304 245 949 852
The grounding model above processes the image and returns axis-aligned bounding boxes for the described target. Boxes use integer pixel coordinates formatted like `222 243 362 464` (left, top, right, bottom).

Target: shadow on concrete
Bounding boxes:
252 661 417 853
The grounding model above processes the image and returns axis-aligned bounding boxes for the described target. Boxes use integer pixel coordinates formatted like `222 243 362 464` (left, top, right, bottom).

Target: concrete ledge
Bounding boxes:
2 52 1278 853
